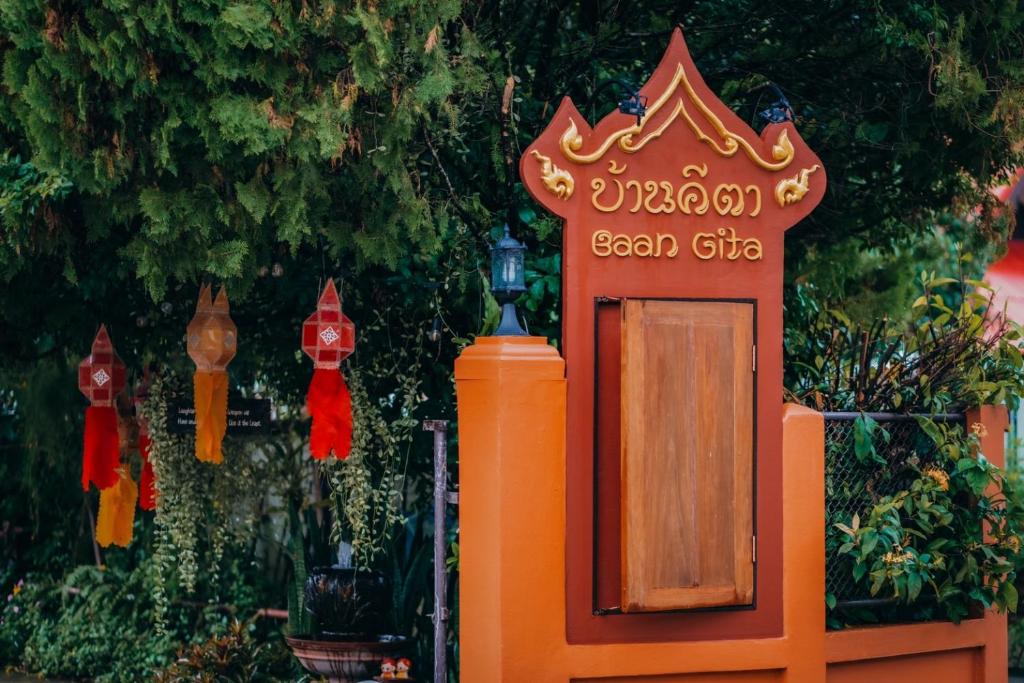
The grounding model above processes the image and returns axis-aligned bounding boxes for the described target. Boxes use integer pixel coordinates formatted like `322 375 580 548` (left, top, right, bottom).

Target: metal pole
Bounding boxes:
423 420 449 683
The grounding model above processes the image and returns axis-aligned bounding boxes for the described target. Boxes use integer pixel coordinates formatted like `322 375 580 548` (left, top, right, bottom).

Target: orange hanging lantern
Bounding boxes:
187 285 237 463
95 467 138 548
78 325 126 491
302 280 355 459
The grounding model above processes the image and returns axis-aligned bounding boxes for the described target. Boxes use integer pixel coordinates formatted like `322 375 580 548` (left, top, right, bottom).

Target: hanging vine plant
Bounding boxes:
324 367 421 568
140 373 269 628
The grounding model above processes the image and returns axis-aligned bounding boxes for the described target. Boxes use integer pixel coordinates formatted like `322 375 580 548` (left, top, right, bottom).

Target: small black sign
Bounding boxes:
167 398 272 436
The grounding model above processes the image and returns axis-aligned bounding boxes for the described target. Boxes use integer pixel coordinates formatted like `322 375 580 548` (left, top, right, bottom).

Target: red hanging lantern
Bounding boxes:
187 285 237 463
78 325 126 491
302 280 355 460
133 374 157 511
137 417 157 510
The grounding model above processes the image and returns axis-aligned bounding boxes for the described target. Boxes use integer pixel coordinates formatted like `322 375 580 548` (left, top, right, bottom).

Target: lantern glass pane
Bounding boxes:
511 251 524 288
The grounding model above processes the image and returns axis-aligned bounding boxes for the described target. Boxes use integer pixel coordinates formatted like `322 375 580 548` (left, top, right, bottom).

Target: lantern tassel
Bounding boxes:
82 405 120 491
306 368 353 460
95 469 138 548
194 370 228 463
138 431 157 511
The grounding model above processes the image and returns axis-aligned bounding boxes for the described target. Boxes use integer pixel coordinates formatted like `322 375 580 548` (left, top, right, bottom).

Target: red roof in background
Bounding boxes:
993 168 1024 205
986 240 1024 326
984 168 1024 327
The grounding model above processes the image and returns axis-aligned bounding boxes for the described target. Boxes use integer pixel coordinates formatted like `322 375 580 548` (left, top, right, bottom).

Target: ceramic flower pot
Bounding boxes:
284 634 407 683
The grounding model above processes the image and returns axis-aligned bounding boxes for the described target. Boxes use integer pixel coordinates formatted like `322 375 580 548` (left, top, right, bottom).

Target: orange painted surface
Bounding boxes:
828 648 979 683
456 337 1009 681
825 615 1006 683
573 672 783 683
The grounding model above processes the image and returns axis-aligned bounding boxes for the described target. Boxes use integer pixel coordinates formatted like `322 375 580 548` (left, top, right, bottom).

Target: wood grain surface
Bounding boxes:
621 299 754 612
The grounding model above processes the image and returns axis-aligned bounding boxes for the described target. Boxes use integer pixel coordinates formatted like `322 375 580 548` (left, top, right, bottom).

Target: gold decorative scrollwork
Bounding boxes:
608 160 627 175
530 150 574 199
557 63 795 171
774 165 821 207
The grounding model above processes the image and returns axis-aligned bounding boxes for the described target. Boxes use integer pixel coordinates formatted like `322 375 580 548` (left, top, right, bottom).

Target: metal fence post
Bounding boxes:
423 419 450 683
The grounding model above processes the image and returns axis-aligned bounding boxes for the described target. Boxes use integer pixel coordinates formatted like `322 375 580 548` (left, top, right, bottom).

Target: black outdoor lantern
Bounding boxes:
490 225 528 336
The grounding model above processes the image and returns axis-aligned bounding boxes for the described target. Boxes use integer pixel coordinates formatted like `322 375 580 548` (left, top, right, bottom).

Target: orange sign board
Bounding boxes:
520 28 826 643
521 31 825 270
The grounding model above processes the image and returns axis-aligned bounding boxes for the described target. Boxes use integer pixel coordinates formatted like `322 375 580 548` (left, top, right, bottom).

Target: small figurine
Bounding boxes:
396 657 412 679
380 658 397 680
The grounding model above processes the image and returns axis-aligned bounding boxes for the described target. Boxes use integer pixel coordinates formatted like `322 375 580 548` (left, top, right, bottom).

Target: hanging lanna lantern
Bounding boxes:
187 285 237 463
79 325 126 491
302 280 355 459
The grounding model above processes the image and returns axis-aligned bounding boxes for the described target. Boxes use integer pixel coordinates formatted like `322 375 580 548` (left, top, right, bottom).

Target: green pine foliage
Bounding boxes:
0 0 492 297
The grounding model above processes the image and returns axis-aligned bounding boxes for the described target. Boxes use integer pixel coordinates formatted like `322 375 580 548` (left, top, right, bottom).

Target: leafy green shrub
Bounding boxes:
0 557 288 681
152 620 294 683
787 264 1024 625
833 419 1024 623
786 268 1024 413
1 565 177 680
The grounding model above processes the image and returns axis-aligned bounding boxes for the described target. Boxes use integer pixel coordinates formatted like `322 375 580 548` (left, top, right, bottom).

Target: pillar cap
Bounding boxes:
455 336 565 381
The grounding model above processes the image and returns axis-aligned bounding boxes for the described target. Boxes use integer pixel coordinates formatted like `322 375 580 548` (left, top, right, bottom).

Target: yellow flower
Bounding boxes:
923 466 950 491
882 545 914 566
1003 535 1021 553
971 422 988 438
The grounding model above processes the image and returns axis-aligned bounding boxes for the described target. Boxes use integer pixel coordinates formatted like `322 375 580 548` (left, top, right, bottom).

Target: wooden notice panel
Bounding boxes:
620 300 754 612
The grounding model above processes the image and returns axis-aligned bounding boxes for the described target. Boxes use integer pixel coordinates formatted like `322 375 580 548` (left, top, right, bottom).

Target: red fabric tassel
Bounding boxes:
82 405 120 491
306 368 353 460
138 432 157 511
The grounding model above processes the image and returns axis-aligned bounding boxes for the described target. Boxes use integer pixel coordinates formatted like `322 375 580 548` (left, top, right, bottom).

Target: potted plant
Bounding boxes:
284 370 420 682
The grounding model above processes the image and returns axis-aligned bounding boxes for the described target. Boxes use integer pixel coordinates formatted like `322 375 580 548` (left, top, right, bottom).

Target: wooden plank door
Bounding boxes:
620 299 755 612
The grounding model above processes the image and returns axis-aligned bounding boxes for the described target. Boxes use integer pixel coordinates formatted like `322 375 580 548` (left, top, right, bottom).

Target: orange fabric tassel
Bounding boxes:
138 432 157 511
82 405 120 491
95 469 138 548
194 370 228 463
306 368 353 460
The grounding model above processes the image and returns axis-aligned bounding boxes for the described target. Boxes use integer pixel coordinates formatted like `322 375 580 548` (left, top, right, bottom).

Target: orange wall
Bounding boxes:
828 649 978 683
455 336 1008 682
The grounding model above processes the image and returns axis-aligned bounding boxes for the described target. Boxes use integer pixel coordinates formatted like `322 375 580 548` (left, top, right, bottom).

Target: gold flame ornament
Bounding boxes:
95 468 138 548
187 285 237 463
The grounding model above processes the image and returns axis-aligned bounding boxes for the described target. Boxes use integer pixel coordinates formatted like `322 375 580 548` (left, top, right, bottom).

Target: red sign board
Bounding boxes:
521 28 826 643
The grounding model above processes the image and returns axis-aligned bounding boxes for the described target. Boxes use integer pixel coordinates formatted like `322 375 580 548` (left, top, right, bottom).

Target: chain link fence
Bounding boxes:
823 412 965 608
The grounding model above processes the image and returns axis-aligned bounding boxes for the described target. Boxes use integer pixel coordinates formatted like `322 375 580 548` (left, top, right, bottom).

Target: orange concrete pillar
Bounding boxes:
780 403 827 683
971 404 1011 683
455 336 566 682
